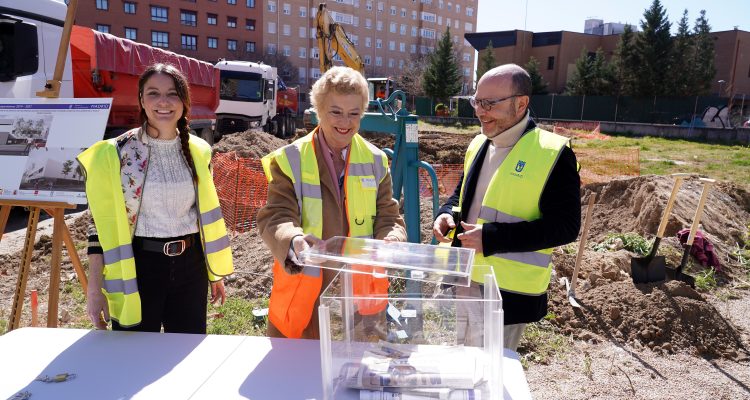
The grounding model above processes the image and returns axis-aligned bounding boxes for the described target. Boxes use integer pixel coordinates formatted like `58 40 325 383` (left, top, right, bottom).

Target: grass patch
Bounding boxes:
593 232 651 256
207 297 269 336
418 120 479 135
694 268 718 292
576 136 750 189
0 317 6 335
518 317 571 369
61 281 93 329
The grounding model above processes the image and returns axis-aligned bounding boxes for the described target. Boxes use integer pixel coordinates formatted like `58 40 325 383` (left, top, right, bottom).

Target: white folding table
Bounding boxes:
0 328 531 399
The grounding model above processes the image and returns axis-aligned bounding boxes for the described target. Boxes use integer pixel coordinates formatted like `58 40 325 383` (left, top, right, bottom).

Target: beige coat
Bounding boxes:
257 132 407 338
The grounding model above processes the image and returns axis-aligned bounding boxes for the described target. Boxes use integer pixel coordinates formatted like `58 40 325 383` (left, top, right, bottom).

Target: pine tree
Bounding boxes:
613 24 638 96
476 41 496 83
566 48 614 96
633 0 673 96
670 9 695 96
525 57 548 94
692 10 716 95
422 27 462 103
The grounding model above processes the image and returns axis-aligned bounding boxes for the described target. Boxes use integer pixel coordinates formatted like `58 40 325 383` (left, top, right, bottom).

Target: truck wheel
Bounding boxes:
285 114 296 138
200 128 214 146
275 115 288 139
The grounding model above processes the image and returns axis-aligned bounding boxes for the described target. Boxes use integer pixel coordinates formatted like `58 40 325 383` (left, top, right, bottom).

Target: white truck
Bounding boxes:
214 60 296 139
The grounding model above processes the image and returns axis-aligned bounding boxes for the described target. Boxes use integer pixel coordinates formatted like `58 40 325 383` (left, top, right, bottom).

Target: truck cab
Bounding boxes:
0 0 73 99
214 60 278 136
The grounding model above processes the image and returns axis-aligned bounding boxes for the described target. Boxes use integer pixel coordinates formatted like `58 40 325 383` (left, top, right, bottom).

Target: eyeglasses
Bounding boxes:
469 95 520 111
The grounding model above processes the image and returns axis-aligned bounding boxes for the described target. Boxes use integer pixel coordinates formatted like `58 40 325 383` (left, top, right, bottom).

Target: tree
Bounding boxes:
566 48 614 96
692 10 716 95
633 0 672 96
422 27 462 103
613 24 638 95
475 41 496 83
525 57 548 94
61 160 73 179
669 9 695 96
395 54 430 98
262 49 300 87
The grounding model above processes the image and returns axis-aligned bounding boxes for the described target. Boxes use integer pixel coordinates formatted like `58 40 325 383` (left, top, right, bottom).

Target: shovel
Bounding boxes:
565 192 597 308
666 178 715 287
631 173 688 284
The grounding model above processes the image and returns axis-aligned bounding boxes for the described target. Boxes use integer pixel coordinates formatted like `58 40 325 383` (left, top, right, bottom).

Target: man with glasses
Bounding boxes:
433 64 581 351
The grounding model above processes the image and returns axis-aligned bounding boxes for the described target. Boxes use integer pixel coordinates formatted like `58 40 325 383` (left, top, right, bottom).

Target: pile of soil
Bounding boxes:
360 131 472 165
212 129 289 158
548 175 750 360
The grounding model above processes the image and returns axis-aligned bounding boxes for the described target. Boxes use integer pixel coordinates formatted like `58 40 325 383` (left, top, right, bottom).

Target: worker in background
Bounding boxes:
258 66 407 339
433 64 581 351
78 63 233 333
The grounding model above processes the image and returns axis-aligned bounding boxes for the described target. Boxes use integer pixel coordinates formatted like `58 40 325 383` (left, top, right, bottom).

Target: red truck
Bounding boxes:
70 26 218 142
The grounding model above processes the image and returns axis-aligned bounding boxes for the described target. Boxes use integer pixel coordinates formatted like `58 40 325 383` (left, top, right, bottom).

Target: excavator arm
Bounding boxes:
315 3 365 75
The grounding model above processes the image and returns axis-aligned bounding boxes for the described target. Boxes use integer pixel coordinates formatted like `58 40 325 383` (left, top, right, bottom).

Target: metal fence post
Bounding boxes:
580 95 586 121
549 94 555 119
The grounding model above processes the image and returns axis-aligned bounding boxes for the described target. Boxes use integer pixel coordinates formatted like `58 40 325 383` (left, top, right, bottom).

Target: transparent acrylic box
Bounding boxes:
299 237 504 400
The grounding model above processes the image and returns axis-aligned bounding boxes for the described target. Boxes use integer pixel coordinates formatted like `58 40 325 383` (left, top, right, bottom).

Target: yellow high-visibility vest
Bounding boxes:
78 135 233 327
460 128 569 295
261 128 388 338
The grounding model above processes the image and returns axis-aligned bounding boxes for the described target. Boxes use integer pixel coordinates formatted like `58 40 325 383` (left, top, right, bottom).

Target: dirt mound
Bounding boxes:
547 275 749 360
212 128 289 158
360 131 473 165
582 175 750 278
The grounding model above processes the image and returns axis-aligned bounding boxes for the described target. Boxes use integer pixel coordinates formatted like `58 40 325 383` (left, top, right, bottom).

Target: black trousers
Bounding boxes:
112 233 209 334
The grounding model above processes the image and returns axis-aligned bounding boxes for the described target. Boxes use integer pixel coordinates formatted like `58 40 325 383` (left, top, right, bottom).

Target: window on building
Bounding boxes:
268 22 276 33
375 56 382 66
227 16 237 28
365 18 372 28
389 41 395 51
365 37 371 47
399 59 404 69
268 1 276 12
411 27 417 37
312 68 321 79
283 24 291 36
377 2 383 12
298 26 306 38
227 39 237 50
376 39 382 48
376 21 383 31
180 10 197 27
96 0 108 10
400 24 406 35
366 1 372 11
298 47 306 58
246 19 256 30
466 7 474 16
181 34 197 50
464 22 473 32
388 58 394 68
96 24 110 33
246 41 256 52
151 6 168 22
151 31 168 48
268 44 277 54
124 27 137 40
411 10 417 20
283 3 291 14
299 6 306 17
399 42 405 52
123 2 136 14
208 37 218 48
299 67 307 83
463 53 470 62
246 0 255 7
364 55 371 65
283 45 291 56
390 6 396 15
401 8 406 17
207 14 217 25
456 4 460 13
227 0 236 5
410 44 416 53
547 56 555 70
389 22 396 33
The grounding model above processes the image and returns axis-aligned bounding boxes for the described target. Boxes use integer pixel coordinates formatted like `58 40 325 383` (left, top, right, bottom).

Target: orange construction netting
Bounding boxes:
212 149 640 232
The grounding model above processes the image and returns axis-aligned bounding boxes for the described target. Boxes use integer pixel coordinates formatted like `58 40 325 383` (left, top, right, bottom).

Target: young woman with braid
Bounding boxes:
77 63 234 333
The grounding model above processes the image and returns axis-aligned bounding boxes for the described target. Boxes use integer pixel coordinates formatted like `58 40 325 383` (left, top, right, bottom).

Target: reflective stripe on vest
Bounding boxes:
261 129 386 337
459 128 568 295
77 135 233 327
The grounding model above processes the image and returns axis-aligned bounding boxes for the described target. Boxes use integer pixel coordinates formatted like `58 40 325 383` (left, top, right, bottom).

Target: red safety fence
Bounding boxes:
212 149 639 232
212 152 268 233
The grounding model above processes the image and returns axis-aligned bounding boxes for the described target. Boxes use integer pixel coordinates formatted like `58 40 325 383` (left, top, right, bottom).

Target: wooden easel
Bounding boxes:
1 199 88 331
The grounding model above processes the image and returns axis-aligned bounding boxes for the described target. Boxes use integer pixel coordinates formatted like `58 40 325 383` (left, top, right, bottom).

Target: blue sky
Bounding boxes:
476 0 747 34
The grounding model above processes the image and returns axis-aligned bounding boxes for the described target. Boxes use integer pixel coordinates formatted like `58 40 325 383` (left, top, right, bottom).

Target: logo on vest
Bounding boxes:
512 160 526 178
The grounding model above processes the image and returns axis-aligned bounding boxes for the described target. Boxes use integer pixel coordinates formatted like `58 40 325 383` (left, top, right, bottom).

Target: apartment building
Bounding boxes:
262 0 478 92
74 0 264 64
466 28 750 96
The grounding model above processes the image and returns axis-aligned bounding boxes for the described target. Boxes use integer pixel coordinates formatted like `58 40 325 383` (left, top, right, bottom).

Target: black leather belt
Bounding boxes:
138 234 196 256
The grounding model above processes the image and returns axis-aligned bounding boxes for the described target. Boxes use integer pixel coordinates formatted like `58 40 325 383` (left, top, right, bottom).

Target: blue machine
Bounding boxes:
310 90 440 244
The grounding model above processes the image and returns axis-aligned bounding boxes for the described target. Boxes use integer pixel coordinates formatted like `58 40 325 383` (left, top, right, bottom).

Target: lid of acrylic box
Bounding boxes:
297 236 475 286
